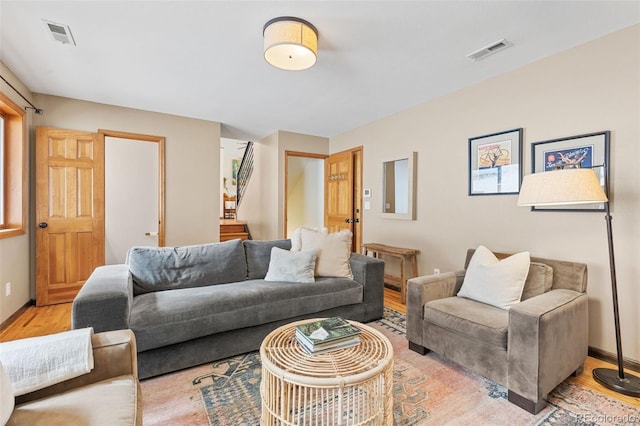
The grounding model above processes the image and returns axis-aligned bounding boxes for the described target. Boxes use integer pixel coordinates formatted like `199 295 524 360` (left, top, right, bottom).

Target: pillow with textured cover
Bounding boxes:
290 226 328 252
291 227 353 279
127 239 247 294
264 247 317 283
457 245 530 310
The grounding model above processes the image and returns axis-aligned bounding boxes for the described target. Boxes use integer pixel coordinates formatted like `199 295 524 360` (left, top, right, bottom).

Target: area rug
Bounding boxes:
141 309 640 425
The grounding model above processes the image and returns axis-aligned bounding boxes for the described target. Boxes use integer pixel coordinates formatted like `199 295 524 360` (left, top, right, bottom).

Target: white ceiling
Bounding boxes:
1 1 639 141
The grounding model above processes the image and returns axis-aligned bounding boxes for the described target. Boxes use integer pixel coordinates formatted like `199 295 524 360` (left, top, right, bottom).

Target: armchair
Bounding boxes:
1 329 142 426
406 249 588 414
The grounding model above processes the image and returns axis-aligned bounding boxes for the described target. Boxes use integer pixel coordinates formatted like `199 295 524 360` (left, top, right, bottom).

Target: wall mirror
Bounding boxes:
382 152 416 220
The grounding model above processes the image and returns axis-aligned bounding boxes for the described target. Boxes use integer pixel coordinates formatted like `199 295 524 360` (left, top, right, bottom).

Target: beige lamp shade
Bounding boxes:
517 168 608 206
264 17 317 71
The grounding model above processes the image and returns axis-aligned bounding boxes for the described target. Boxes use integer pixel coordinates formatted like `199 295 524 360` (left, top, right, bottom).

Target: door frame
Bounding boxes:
99 129 166 247
284 150 328 238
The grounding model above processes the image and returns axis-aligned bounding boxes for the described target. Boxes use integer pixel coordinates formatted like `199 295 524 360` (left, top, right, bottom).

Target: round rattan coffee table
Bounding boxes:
260 319 394 426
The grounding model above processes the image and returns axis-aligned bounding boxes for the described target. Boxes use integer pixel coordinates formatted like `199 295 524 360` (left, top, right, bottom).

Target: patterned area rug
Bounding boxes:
142 308 640 425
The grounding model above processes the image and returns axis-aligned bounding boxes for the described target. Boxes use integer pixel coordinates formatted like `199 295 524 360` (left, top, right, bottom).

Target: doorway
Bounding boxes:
101 129 165 264
284 151 327 237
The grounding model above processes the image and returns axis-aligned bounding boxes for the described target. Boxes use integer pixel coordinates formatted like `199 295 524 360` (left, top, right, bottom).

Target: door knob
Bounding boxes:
38 222 48 228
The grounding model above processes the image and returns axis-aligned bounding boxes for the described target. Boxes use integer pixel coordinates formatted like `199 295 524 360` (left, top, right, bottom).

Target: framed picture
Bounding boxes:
468 128 523 195
530 131 610 212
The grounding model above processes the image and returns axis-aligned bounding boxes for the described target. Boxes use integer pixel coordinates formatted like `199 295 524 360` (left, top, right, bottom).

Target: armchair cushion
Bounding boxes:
457 246 530 309
424 297 509 349
8 375 138 426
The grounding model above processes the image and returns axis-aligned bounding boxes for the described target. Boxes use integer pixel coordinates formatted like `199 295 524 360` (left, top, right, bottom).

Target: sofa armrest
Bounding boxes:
507 289 588 404
72 265 133 332
406 271 464 344
15 330 138 405
350 253 385 321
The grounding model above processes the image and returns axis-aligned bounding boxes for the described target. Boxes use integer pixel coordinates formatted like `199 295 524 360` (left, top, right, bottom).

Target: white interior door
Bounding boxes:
105 136 159 264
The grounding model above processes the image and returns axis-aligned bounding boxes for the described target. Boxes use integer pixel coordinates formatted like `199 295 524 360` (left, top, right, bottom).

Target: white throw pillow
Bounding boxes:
457 245 530 310
291 228 353 278
264 247 317 283
0 360 14 425
290 227 328 252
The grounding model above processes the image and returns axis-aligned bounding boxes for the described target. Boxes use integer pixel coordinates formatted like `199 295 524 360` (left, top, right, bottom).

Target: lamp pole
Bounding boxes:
592 192 640 396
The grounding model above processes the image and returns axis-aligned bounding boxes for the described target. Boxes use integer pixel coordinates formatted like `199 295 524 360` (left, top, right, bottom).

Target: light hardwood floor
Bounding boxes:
2 290 639 408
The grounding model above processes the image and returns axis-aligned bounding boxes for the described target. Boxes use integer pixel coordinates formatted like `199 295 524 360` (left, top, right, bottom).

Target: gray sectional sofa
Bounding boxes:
72 238 384 379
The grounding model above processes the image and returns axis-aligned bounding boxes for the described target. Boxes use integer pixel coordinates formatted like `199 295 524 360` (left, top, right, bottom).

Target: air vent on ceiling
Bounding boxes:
42 19 76 46
467 39 512 61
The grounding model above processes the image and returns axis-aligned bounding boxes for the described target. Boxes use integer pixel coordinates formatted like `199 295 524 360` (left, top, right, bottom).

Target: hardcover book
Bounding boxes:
295 317 361 349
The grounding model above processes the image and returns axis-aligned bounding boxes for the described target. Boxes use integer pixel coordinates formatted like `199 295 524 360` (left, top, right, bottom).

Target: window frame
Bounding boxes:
0 91 26 239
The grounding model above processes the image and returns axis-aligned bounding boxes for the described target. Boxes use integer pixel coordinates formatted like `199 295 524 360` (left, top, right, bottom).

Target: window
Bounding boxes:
0 91 26 238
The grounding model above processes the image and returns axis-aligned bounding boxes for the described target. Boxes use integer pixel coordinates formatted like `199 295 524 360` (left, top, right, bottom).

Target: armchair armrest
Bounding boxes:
350 253 385 321
15 330 138 405
406 271 464 344
72 265 133 332
507 289 588 410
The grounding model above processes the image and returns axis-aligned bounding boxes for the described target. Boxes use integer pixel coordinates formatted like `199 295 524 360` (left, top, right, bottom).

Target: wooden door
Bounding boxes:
36 127 105 306
324 147 362 252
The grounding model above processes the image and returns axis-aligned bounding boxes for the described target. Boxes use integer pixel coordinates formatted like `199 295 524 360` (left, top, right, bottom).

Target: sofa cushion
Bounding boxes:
9 375 138 426
130 278 363 352
457 245 530 310
264 247 317 283
521 262 554 300
424 297 509 349
244 239 292 279
127 239 247 295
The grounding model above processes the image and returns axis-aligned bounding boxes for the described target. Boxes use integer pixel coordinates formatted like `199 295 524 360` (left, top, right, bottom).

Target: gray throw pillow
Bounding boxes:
127 239 247 294
264 247 317 283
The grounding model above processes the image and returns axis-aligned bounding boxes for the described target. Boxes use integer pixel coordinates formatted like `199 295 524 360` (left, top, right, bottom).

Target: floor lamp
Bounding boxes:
517 167 640 397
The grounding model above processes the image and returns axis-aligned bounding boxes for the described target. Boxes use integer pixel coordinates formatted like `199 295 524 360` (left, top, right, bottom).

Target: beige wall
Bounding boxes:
0 63 32 325
33 95 221 249
331 25 640 362
239 131 329 240
1 86 220 323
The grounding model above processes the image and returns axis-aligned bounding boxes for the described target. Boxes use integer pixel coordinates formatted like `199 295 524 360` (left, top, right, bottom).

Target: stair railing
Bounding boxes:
235 141 254 213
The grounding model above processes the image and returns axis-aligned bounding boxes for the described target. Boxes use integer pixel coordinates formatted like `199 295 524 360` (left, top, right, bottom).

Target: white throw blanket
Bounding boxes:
0 328 94 396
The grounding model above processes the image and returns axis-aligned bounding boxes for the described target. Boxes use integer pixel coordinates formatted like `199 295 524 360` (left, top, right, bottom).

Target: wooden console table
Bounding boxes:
362 243 419 304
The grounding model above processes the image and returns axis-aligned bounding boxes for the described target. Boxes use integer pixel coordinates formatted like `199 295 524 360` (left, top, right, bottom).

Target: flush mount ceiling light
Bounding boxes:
263 17 318 71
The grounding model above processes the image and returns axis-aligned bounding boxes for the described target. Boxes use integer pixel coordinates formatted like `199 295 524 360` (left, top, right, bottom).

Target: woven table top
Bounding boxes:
260 318 394 387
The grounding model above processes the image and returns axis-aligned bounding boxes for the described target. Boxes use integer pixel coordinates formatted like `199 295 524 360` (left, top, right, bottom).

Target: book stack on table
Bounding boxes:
295 317 361 355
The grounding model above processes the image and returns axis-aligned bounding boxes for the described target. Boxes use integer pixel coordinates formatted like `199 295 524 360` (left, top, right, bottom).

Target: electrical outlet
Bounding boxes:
433 268 440 275
5 282 11 296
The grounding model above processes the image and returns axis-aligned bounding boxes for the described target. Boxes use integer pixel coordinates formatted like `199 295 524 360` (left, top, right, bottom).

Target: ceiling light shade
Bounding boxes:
517 168 607 206
263 17 317 71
